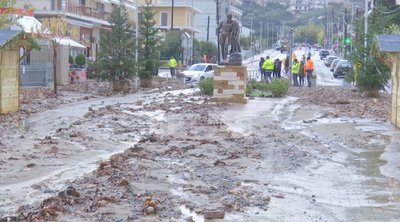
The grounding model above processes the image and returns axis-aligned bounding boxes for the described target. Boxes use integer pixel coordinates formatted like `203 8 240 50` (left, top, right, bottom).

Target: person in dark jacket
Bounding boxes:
273 59 282 78
259 57 265 80
299 60 305 86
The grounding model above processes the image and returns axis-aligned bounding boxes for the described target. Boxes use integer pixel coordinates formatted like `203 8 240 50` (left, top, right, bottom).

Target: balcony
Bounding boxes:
66 4 110 21
231 0 243 6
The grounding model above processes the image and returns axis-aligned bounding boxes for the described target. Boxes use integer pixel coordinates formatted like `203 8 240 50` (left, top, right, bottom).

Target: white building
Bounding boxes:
194 0 243 44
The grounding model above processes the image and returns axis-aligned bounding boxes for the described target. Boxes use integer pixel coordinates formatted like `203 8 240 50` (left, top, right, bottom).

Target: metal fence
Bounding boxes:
20 64 52 87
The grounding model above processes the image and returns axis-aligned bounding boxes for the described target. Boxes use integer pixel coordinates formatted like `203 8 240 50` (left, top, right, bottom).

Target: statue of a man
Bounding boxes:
217 14 241 63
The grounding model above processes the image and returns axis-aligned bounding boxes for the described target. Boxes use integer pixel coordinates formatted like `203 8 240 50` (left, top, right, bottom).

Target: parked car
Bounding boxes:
319 50 330 60
324 55 338 67
330 59 342 72
333 60 353 78
181 63 217 83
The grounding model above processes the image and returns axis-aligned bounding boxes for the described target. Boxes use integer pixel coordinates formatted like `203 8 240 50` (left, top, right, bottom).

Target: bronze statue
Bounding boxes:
217 14 241 64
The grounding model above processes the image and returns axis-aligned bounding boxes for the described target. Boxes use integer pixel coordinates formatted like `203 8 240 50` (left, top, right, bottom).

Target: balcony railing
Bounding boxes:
67 5 110 21
231 0 243 6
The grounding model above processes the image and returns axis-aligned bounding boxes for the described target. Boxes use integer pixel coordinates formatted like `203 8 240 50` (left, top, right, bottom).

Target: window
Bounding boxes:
80 0 85 6
160 12 168 27
96 3 104 11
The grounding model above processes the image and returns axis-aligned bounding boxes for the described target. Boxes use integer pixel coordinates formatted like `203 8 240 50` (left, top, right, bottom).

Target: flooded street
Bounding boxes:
1 85 399 221
1 47 399 222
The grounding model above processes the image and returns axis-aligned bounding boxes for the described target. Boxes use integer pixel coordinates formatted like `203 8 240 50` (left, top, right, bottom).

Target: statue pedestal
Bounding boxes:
211 65 247 104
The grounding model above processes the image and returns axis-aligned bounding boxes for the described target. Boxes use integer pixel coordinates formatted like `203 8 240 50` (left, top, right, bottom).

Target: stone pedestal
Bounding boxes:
211 65 247 104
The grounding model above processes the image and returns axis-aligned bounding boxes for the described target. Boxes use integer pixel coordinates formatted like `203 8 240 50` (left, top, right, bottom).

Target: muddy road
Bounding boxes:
0 86 400 222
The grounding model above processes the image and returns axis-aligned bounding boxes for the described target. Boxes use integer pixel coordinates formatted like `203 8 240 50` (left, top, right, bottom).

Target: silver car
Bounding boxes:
324 55 337 67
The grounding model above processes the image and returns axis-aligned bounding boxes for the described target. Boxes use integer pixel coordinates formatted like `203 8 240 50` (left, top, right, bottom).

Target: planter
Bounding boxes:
113 79 131 93
362 89 380 98
140 77 153 88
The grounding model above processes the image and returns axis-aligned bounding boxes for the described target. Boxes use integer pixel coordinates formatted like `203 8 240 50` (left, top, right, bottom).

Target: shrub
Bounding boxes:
75 54 86 67
69 55 74 65
267 78 289 97
199 77 214 95
246 79 289 97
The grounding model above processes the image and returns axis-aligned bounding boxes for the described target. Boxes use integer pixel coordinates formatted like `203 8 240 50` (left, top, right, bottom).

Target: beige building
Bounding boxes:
14 0 136 61
137 0 200 65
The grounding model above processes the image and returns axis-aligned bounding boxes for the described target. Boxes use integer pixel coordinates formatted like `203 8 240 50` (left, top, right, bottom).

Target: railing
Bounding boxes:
66 5 110 21
20 64 53 87
247 67 261 82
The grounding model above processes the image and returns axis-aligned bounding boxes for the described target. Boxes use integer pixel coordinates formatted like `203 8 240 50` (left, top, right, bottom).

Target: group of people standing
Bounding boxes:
259 56 282 83
292 55 314 87
259 54 314 87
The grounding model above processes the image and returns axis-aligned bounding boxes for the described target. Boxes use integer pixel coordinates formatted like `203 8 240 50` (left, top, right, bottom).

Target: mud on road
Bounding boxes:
1 85 399 222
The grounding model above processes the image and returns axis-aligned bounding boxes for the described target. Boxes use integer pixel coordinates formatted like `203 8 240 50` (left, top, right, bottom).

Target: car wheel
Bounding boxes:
199 76 205 82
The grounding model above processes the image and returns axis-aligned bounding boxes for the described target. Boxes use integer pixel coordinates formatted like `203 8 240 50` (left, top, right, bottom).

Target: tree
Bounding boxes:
294 25 322 45
240 36 250 50
138 0 160 86
39 17 78 94
160 31 181 60
0 0 14 28
349 0 396 95
75 54 86 67
193 40 217 62
93 4 135 82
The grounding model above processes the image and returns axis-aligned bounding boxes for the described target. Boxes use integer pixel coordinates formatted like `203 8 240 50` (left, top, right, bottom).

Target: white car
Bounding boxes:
182 63 217 83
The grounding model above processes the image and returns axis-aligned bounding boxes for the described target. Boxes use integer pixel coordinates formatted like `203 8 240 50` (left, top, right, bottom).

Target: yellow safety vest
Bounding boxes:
169 58 177 68
262 59 274 70
292 61 300 74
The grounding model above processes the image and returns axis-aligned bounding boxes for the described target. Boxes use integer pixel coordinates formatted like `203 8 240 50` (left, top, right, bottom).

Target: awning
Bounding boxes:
15 16 50 34
54 37 86 48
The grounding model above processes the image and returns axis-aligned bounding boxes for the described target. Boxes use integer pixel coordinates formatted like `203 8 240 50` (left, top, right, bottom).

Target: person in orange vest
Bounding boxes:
304 56 314 87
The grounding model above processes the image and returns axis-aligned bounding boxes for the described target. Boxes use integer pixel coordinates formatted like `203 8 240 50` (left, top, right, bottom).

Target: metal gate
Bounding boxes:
20 63 52 87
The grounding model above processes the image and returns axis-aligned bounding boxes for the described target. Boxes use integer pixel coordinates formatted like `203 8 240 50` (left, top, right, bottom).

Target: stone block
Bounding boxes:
203 211 225 219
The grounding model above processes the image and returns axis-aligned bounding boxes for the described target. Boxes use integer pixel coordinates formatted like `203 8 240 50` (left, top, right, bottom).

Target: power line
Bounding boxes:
373 6 400 14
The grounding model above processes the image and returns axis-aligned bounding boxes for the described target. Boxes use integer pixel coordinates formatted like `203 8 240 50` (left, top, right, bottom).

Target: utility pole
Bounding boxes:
259 21 263 54
206 16 210 42
266 23 269 50
216 0 220 63
135 0 139 91
343 8 347 57
250 17 253 60
171 0 174 31
324 1 327 48
350 3 354 53
364 0 368 51
288 28 295 85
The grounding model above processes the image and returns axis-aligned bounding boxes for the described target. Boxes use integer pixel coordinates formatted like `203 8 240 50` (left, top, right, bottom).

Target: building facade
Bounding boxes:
137 0 200 65
14 0 136 62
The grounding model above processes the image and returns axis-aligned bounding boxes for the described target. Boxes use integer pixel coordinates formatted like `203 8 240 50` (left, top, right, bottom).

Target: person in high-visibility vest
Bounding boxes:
292 58 300 86
168 56 178 77
262 56 274 82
